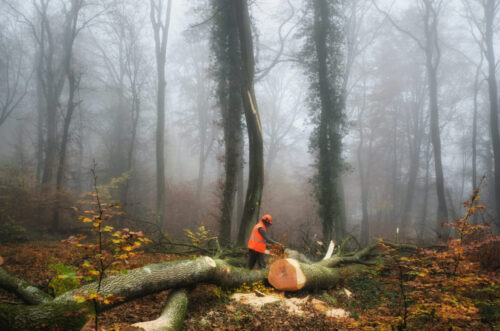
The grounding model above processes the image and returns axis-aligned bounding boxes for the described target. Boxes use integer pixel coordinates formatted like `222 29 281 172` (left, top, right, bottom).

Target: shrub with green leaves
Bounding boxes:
48 262 80 297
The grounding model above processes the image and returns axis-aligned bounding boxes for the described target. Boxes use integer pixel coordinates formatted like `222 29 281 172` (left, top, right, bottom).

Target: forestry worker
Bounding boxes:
247 214 281 269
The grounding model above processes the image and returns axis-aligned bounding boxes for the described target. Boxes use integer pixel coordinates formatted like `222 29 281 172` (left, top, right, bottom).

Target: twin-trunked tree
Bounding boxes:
210 0 264 246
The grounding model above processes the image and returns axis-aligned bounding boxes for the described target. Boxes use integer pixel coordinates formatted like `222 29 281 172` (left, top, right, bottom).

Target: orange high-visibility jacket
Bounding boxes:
248 221 267 253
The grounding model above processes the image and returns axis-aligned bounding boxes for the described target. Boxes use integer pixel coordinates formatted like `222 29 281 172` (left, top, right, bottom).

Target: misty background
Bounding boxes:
0 0 498 249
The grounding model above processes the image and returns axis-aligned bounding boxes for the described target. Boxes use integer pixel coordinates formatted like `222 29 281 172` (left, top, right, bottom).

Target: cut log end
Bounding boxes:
268 259 306 291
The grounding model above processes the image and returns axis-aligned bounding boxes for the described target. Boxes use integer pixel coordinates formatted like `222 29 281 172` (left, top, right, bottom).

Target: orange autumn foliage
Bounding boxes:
335 185 500 330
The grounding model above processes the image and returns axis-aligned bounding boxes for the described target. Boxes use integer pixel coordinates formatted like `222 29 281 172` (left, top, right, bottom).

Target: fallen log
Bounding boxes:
0 267 53 305
268 258 368 291
56 256 218 306
0 257 267 330
268 241 416 291
210 259 267 288
132 289 188 331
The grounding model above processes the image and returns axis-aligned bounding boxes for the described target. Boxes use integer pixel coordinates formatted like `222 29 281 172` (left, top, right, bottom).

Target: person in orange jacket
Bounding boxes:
247 214 281 269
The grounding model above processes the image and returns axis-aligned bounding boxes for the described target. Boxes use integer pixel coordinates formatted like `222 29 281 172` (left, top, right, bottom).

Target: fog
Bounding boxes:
0 0 498 249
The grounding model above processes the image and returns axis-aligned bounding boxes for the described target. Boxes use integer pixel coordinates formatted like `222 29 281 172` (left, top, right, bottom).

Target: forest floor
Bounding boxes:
1 240 498 330
0 241 344 330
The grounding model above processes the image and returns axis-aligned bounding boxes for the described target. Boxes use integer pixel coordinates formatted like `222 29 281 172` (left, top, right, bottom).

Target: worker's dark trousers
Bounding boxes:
247 249 266 269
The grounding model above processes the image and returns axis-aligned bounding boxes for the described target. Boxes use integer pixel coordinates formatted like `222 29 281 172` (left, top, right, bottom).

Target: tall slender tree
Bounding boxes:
53 70 80 230
150 0 172 228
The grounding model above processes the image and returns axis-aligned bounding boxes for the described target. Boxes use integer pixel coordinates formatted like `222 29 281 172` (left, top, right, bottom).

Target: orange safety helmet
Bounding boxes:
262 214 272 225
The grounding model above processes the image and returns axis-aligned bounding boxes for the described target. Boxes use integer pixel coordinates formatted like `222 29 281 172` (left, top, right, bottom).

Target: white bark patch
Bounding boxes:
203 256 217 268
143 267 152 274
322 240 335 260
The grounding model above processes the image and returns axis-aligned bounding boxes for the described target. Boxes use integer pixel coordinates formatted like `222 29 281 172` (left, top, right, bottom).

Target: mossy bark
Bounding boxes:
56 256 218 307
0 267 53 305
0 301 90 330
211 259 267 288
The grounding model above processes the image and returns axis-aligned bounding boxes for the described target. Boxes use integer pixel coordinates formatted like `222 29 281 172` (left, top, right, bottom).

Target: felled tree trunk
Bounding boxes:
56 257 218 305
0 267 52 305
268 241 415 291
268 259 367 291
0 257 267 330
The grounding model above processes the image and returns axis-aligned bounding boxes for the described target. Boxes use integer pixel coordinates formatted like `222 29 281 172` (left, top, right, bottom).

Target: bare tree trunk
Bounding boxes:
471 56 483 224
418 136 432 243
53 72 80 231
195 106 207 203
358 144 369 246
236 0 265 246
121 55 143 214
155 51 166 228
400 88 425 238
75 105 84 193
358 77 369 246
420 1 448 239
390 110 399 226
121 92 140 210
484 0 500 223
35 55 45 184
150 0 172 229
236 157 244 231
400 142 421 238
41 97 58 191
427 63 448 238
